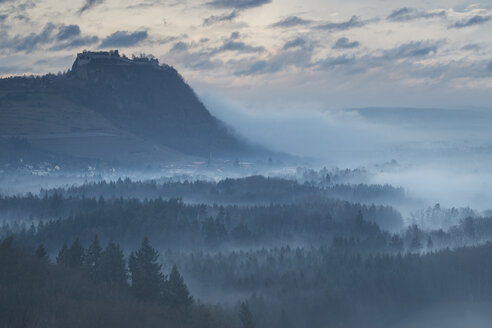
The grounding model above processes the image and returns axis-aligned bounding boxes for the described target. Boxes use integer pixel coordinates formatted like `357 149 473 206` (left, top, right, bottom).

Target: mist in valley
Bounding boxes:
2 0 492 326
2 92 492 327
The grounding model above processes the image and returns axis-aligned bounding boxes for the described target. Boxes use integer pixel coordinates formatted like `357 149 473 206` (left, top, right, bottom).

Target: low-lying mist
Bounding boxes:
202 93 492 213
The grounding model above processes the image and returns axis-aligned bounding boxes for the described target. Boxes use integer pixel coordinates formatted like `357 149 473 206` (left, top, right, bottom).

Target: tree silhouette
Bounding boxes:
36 244 48 260
239 302 255 328
100 240 128 287
129 237 165 301
165 264 193 314
56 243 69 266
84 235 102 282
68 238 85 268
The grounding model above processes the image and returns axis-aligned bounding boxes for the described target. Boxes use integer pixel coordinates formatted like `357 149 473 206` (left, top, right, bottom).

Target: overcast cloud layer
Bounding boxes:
0 0 491 110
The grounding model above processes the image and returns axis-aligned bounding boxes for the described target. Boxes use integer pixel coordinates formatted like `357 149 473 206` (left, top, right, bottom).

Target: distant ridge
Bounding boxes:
0 50 259 165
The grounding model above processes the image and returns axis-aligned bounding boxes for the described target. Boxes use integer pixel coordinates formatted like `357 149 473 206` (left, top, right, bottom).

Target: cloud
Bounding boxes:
0 23 56 53
0 23 100 53
449 15 491 29
283 37 306 50
153 35 180 45
461 44 481 51
0 0 35 22
316 15 366 31
170 41 189 52
333 37 360 49
57 25 81 41
79 0 104 14
271 16 312 28
0 64 29 75
387 8 446 22
50 35 99 51
395 57 492 80
171 37 441 78
203 10 238 26
211 40 265 54
167 42 223 70
234 48 313 75
99 30 148 48
315 40 441 74
0 0 18 7
52 24 99 51
382 40 440 60
168 34 264 71
206 0 271 10
318 55 355 70
234 59 270 75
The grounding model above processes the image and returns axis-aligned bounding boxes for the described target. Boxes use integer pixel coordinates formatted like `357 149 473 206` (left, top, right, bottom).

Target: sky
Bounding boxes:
0 0 491 111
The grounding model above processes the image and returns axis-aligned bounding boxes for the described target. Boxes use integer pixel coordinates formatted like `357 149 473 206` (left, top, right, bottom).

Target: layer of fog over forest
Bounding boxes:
3 103 492 327
202 94 492 211
2 55 492 327
3 97 492 221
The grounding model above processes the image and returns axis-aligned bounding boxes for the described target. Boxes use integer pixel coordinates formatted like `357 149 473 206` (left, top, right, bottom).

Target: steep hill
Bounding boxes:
0 50 254 165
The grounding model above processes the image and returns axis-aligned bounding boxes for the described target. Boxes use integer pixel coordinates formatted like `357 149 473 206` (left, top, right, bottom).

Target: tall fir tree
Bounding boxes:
164 264 193 314
100 240 128 287
68 238 85 269
56 243 69 266
35 244 48 260
128 237 165 301
239 302 255 328
84 235 102 282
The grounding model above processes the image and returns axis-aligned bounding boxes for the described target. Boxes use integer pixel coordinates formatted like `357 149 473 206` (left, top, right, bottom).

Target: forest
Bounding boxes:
2 175 492 327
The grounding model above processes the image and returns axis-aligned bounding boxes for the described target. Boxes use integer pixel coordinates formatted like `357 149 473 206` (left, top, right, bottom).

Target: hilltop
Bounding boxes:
0 50 258 167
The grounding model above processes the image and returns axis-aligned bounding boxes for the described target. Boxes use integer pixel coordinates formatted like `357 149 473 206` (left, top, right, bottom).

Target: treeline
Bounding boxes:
0 236 237 328
54 236 193 313
294 166 369 185
410 203 477 230
40 175 407 209
5 232 492 327
2 196 403 251
328 215 492 253
166 242 492 328
2 193 491 253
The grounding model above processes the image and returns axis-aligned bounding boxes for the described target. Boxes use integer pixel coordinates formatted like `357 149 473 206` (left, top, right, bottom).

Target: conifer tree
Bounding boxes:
84 235 102 282
0 235 14 249
56 243 69 266
68 238 85 268
35 244 48 260
426 236 434 250
355 210 364 233
100 240 128 286
129 237 165 301
165 264 193 313
239 301 255 328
